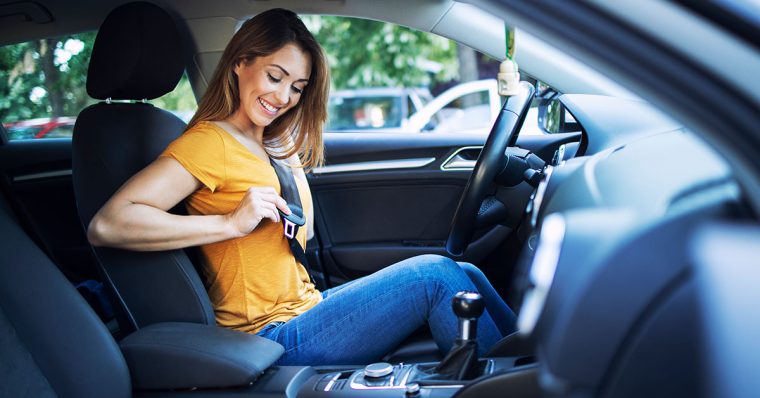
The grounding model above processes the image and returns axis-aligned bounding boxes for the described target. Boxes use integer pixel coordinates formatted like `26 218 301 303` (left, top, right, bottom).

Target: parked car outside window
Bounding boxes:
327 87 432 131
327 78 546 136
2 116 76 140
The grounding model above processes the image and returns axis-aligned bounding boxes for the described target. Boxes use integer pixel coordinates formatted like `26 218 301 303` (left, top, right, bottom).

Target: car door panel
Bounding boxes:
0 139 96 282
316 183 461 244
309 130 581 285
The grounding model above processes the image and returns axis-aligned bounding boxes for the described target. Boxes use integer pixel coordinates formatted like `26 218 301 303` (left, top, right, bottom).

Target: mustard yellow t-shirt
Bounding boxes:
160 121 321 334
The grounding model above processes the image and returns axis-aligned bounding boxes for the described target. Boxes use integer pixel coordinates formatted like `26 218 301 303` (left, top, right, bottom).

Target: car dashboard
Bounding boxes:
513 94 745 396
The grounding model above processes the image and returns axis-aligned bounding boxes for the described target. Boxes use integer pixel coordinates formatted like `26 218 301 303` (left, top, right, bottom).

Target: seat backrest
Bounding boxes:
0 196 131 398
72 2 215 333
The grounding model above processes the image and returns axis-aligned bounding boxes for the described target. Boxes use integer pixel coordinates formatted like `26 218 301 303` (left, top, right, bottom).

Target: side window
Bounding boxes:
0 33 95 141
303 16 504 135
328 93 403 130
149 74 197 123
420 83 501 134
0 33 196 141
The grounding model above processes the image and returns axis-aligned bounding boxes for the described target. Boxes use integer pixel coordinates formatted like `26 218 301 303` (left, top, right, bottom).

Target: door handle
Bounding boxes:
441 146 482 170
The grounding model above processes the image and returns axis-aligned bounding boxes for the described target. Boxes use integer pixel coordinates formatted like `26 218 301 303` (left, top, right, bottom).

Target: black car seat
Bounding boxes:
0 196 131 398
0 191 282 396
72 1 214 335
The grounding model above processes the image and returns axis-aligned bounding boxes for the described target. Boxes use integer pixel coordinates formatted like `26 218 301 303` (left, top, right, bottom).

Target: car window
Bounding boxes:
328 94 403 130
423 84 499 134
0 33 94 141
303 15 510 135
0 33 196 141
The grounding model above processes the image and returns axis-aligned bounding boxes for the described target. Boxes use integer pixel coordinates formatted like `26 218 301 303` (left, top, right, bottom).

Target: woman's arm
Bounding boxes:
88 157 290 251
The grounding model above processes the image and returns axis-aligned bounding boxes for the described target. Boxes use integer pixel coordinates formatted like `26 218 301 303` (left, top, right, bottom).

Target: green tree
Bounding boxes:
150 73 197 120
303 16 459 90
0 40 41 121
0 32 96 122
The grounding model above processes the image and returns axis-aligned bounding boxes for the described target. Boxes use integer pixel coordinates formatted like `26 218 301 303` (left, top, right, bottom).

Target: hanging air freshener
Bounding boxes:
497 24 520 96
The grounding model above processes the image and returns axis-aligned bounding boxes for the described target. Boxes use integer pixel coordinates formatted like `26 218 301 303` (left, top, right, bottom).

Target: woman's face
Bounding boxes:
234 43 311 130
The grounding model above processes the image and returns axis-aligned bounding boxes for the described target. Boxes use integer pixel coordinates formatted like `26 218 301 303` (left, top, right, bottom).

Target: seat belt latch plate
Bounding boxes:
284 219 297 239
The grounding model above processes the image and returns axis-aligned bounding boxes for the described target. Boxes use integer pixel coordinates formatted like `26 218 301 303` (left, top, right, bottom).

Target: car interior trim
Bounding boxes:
323 372 340 391
582 147 612 204
347 367 413 390
12 169 72 182
312 157 436 174
440 146 483 170
517 213 566 335
530 165 553 227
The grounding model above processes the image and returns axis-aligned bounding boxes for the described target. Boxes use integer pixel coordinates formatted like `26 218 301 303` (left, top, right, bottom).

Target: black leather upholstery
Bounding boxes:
87 1 184 101
72 2 214 333
486 331 534 358
120 322 284 390
0 198 131 398
0 122 8 145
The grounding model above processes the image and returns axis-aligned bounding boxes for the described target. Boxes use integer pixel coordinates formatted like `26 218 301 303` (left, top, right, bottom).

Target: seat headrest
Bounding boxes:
87 2 184 100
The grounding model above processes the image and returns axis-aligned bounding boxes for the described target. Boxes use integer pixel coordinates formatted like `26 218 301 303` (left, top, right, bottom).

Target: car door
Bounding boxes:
307 129 579 287
302 15 581 289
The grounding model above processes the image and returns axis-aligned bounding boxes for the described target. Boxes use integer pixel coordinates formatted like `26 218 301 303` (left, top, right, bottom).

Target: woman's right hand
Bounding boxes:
89 158 293 251
226 186 292 237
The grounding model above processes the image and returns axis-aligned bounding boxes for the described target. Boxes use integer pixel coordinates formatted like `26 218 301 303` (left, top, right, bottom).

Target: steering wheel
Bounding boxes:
446 81 535 256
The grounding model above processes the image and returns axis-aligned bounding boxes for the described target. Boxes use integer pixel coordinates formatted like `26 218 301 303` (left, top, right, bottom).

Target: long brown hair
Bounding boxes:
187 8 329 169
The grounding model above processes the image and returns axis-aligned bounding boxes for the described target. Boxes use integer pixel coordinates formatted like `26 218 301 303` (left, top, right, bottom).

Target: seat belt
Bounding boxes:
269 159 312 274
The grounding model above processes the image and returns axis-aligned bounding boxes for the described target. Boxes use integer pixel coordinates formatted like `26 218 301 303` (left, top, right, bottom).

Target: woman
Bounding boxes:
88 8 515 365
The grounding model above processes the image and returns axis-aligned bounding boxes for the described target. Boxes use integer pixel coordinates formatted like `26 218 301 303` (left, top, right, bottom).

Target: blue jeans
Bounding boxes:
256 254 516 365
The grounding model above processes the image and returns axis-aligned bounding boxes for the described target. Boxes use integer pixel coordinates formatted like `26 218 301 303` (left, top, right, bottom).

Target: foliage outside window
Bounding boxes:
303 16 515 135
303 16 460 90
0 33 95 140
0 33 196 141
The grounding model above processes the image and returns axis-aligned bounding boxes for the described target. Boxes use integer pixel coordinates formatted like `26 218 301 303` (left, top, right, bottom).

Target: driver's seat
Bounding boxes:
72 1 214 335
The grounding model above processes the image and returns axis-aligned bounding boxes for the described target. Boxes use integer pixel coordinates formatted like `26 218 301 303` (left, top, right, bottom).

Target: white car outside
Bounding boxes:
329 79 545 135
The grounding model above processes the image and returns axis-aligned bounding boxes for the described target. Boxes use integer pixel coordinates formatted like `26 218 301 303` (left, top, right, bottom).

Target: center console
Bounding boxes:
298 357 533 397
295 291 538 398
131 291 539 397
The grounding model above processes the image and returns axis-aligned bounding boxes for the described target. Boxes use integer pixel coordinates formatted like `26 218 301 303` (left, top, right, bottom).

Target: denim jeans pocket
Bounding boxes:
256 321 285 337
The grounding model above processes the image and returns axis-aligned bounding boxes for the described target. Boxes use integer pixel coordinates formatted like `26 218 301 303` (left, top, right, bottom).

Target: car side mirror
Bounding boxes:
537 90 579 134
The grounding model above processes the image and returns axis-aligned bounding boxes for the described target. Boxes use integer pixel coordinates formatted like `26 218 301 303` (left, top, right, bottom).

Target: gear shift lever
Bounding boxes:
453 291 485 341
429 291 485 380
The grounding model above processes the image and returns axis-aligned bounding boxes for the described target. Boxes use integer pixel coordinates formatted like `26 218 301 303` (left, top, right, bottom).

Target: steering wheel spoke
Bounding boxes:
446 81 536 256
475 196 508 228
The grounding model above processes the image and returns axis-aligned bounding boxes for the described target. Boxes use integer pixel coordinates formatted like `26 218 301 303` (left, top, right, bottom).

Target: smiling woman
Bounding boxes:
185 10 329 169
225 44 311 156
86 6 517 366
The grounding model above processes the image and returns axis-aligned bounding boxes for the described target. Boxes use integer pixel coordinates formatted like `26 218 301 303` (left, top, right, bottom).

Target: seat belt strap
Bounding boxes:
269 159 312 275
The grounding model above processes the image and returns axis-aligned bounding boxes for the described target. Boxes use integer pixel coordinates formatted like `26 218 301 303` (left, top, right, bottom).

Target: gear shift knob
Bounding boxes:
429 291 485 380
452 291 484 341
452 291 485 319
